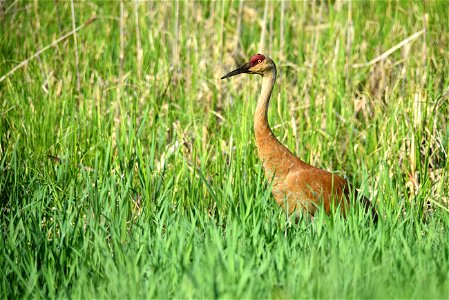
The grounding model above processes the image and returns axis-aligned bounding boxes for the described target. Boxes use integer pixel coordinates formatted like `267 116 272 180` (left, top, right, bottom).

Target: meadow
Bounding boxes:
1 1 449 298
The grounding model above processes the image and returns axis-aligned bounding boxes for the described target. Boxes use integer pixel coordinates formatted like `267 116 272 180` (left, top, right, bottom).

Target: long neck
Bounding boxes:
254 71 277 138
254 69 306 178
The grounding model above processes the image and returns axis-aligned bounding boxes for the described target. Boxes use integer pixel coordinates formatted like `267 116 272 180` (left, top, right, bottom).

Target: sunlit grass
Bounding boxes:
1 1 448 298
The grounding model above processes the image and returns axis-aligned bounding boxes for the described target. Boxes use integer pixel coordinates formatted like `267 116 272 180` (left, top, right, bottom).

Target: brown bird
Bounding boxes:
222 54 377 220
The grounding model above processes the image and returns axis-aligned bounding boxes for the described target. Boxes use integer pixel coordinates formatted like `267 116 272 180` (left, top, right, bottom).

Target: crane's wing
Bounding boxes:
284 167 377 221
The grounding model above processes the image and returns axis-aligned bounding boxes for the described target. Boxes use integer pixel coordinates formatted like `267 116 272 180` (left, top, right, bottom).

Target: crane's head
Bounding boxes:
221 54 275 79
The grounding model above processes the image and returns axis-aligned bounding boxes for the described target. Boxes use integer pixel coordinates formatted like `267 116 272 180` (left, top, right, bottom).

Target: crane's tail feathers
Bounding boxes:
360 195 378 223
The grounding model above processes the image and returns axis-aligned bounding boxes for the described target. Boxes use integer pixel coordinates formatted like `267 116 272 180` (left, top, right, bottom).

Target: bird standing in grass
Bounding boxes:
222 54 377 220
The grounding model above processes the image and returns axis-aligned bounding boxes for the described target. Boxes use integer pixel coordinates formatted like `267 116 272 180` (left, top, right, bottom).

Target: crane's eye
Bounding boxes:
258 59 262 64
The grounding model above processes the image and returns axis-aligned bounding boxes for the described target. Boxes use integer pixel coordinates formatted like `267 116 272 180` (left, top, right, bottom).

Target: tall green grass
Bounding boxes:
1 1 448 298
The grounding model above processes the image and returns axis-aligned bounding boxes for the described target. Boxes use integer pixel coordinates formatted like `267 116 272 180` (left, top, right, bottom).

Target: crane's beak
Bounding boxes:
221 63 251 79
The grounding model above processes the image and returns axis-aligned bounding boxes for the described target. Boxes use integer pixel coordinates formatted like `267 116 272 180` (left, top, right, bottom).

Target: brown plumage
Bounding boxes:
222 54 377 220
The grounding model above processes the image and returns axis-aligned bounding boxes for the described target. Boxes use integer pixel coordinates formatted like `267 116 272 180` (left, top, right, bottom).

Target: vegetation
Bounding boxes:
1 1 448 298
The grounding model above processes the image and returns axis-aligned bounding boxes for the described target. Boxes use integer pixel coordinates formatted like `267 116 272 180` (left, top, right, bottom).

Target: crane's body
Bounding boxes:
222 54 376 219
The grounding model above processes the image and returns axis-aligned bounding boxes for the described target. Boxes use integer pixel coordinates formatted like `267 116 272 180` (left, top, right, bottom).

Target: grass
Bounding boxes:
1 1 449 298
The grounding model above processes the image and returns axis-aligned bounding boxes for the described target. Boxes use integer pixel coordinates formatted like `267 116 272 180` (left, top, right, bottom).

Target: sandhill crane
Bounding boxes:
222 54 377 221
